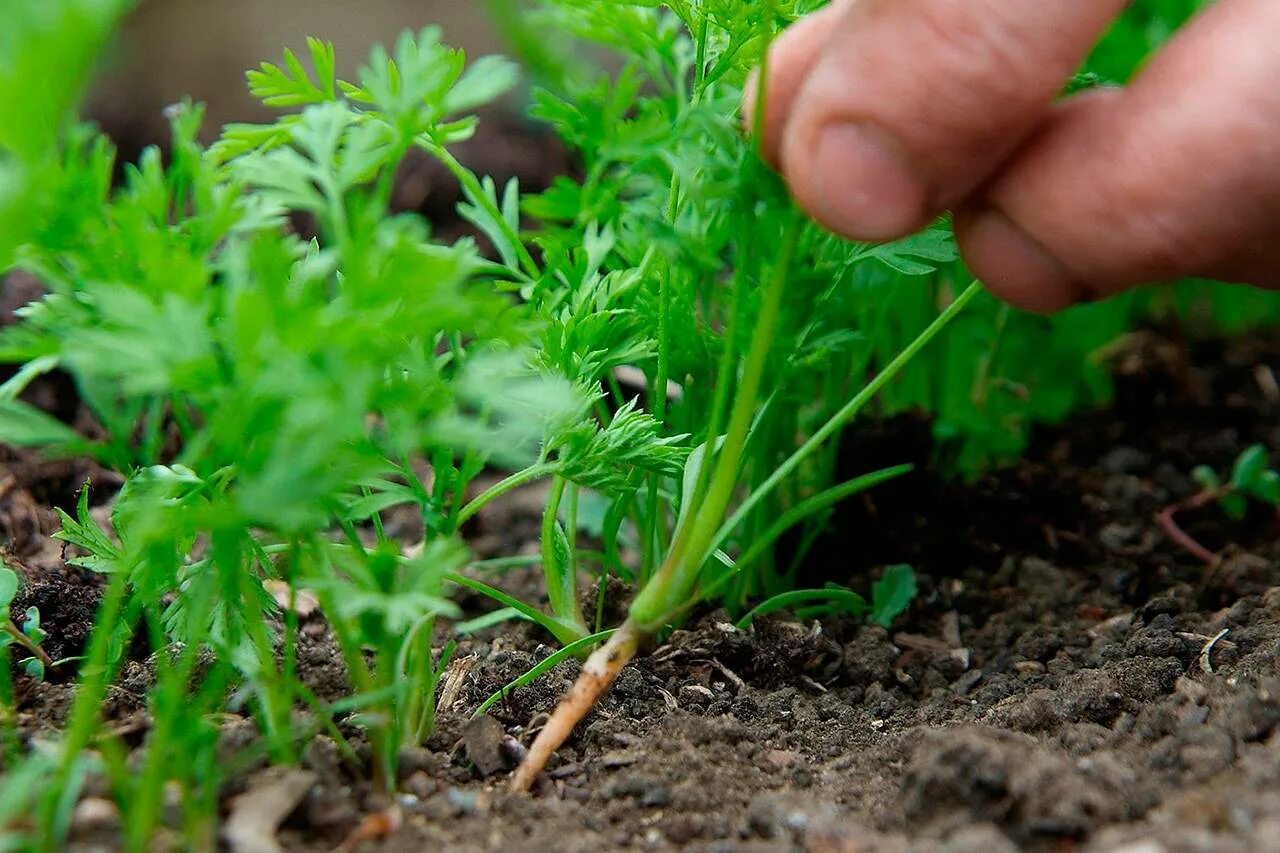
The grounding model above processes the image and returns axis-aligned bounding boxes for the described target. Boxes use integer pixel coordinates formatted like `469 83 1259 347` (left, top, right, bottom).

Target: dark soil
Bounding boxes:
3 315 1278 850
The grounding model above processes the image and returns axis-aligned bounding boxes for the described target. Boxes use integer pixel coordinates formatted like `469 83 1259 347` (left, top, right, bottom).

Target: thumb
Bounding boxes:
776 0 1124 241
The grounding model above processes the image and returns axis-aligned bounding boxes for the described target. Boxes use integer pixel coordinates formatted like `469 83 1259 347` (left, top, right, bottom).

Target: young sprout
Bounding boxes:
509 280 983 789
1159 444 1280 566
0 565 55 678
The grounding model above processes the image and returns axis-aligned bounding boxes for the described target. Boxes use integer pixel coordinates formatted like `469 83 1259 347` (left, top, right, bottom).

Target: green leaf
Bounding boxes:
247 38 338 107
0 355 60 401
53 485 120 572
444 55 520 114
1250 470 1280 506
1220 492 1248 522
21 607 46 645
0 400 90 453
0 565 18 608
0 0 133 160
870 564 917 628
860 226 958 276
1190 464 1220 493
1230 444 1269 491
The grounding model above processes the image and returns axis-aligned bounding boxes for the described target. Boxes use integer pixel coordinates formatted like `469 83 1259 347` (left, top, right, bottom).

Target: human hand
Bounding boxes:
748 0 1280 311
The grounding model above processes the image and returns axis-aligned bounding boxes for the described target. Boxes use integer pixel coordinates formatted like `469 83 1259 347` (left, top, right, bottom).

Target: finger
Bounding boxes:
743 0 855 165
779 0 1127 241
956 0 1280 312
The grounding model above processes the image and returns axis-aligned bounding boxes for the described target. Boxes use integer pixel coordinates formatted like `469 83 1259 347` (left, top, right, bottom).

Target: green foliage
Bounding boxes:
870 565 917 628
0 564 53 684
1196 444 1280 521
0 0 133 267
0 20 573 844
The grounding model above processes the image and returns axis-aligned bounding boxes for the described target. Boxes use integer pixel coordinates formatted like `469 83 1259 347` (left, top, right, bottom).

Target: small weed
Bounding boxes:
1160 444 1280 565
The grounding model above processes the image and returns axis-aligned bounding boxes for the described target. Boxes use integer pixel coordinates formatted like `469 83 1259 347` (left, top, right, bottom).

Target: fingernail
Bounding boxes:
959 207 1086 313
809 121 927 241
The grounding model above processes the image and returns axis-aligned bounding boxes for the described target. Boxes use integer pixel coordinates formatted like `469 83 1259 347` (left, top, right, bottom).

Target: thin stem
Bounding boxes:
693 15 710 97
445 572 586 646
1157 487 1226 566
456 462 559 527
566 481 580 612
0 644 18 765
707 281 984 562
540 476 569 618
972 303 1011 409
2 623 53 670
644 176 680 582
629 214 803 630
732 465 912 576
44 566 132 846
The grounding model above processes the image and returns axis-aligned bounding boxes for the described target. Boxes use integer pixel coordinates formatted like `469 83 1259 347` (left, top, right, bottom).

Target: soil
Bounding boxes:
5 114 1280 852
3 304 1278 850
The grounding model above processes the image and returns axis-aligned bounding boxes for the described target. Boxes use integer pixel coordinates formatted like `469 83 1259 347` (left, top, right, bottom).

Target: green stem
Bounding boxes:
456 462 559 527
0 643 17 766
541 475 565 608
735 588 868 630
632 281 982 632
445 573 586 646
470 629 615 718
693 15 710 97
629 215 803 630
541 476 585 632
709 281 985 558
972 303 1011 409
566 482 580 608
643 177 680 582
733 465 912 580
3 622 53 669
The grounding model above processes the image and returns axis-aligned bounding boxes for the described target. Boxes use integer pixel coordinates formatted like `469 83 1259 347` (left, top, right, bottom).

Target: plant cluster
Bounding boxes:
0 0 1277 845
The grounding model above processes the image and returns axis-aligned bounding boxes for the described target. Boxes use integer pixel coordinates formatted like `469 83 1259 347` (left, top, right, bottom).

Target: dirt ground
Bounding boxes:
5 277 1280 850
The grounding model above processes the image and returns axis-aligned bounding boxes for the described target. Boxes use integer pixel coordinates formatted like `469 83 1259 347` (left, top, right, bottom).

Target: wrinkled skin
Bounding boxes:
749 0 1280 312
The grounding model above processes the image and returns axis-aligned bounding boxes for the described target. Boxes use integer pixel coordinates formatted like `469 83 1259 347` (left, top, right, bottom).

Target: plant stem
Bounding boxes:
2 623 53 670
628 215 802 631
1157 487 1226 566
43 566 132 847
0 647 18 765
707 281 984 562
643 177 680 583
509 281 983 792
456 462 559 527
541 475 584 632
422 141 541 279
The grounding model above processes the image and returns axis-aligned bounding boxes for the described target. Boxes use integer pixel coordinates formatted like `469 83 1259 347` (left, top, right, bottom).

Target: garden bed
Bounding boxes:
6 5 1280 849
8 317 1279 851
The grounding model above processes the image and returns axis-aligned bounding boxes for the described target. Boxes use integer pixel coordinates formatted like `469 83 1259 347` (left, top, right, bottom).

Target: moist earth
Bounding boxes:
5 312 1279 851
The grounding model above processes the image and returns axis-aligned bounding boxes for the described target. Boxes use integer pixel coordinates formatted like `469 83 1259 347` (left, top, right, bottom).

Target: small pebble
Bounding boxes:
71 797 120 834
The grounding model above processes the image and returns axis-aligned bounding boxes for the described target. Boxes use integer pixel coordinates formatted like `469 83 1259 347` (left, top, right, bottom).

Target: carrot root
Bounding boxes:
509 621 642 793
